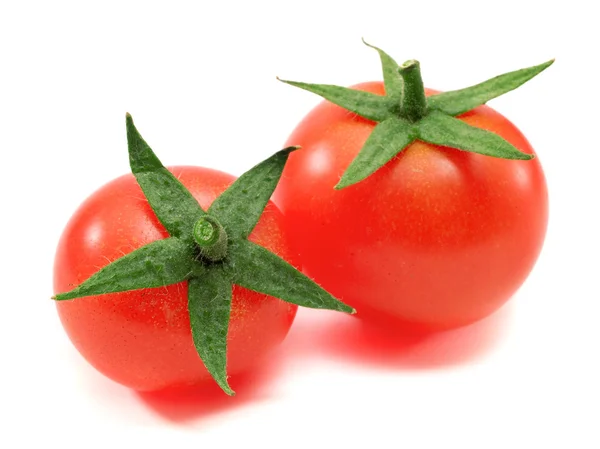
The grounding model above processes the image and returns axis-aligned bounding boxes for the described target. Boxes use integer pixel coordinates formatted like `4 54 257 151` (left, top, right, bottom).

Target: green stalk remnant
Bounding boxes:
193 215 228 262
398 59 427 122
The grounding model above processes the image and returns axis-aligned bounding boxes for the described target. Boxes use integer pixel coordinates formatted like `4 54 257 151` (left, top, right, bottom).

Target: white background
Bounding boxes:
1 1 598 447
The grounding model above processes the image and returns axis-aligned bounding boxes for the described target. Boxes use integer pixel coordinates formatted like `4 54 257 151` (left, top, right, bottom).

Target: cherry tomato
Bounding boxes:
274 82 547 330
54 167 298 391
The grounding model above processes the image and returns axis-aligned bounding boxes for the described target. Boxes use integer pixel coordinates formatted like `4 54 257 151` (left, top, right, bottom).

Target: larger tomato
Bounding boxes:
274 82 548 330
54 166 298 391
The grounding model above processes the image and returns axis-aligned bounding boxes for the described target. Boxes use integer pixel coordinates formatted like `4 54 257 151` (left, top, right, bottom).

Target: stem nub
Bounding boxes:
193 216 228 262
399 59 427 122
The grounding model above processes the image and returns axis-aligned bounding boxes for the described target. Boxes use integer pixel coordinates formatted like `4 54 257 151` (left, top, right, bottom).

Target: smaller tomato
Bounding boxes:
54 167 297 391
53 115 352 394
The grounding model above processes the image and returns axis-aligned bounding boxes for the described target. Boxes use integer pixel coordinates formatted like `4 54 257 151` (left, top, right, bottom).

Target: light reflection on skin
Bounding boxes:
429 153 460 179
307 146 333 176
510 162 532 190
85 221 104 247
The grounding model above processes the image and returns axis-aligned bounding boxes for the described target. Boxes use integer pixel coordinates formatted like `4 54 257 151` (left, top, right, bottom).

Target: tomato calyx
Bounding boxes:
53 114 354 395
278 39 554 189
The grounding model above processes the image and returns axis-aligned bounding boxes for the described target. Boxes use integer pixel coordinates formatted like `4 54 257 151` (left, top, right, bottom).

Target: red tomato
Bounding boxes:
273 82 547 330
54 167 298 391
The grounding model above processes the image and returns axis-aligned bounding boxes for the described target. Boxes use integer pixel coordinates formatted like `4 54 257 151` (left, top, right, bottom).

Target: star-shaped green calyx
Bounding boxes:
278 39 554 189
53 114 354 395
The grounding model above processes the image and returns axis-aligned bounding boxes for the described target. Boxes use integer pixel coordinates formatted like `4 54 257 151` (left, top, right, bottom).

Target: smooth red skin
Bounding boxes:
273 82 548 330
54 167 298 391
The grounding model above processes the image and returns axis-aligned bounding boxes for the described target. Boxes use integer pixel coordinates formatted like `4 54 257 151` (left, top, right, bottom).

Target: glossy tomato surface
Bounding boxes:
54 167 298 391
274 82 548 330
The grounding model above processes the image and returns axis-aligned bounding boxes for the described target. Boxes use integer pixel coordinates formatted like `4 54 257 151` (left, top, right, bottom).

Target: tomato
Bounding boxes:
273 82 548 330
54 166 298 391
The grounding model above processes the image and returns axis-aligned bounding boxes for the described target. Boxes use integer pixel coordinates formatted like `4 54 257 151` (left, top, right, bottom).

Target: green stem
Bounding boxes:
399 59 427 122
193 216 228 262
